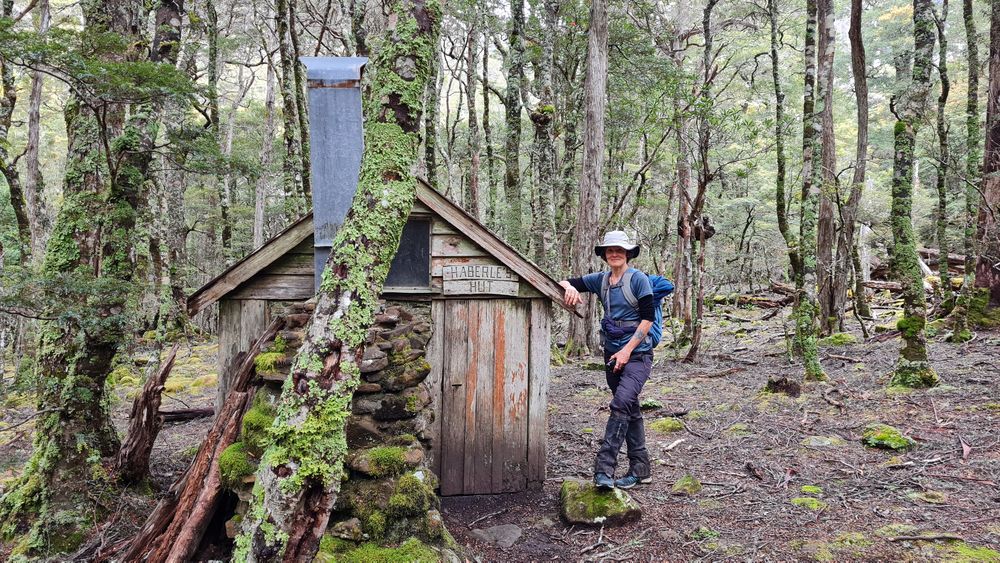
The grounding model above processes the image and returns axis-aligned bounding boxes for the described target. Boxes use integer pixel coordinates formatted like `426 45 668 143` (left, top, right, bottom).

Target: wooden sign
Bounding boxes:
442 263 519 296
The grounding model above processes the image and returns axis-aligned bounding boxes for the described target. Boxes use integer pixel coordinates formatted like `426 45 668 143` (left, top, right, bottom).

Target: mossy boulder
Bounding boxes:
671 474 702 496
818 332 858 346
559 479 641 526
219 441 256 488
862 423 916 451
253 351 287 375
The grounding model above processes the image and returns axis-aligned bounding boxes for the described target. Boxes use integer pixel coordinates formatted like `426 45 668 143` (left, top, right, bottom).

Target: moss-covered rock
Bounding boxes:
387 471 436 517
791 497 828 511
219 441 256 488
640 398 663 410
862 423 916 451
241 402 277 457
559 479 641 526
818 332 858 346
333 537 440 563
253 351 287 375
671 474 702 496
649 417 684 433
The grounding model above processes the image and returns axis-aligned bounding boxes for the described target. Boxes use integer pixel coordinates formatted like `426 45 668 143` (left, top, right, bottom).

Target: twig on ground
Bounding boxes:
887 534 964 542
822 354 862 363
822 387 846 413
665 438 687 450
468 508 508 528
580 526 605 554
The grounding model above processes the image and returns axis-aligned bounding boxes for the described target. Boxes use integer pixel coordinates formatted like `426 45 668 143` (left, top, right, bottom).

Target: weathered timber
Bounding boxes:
217 300 269 413
526 299 550 487
159 407 215 422
101 318 285 563
112 343 180 484
917 247 966 269
426 300 445 476
432 233 490 258
441 300 468 495
230 274 315 301
863 280 903 291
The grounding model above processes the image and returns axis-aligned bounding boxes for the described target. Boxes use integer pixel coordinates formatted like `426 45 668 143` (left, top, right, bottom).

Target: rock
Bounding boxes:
382 359 431 392
345 415 384 448
672 474 702 496
801 435 846 448
330 517 364 541
360 351 389 374
861 423 916 451
471 524 523 549
764 376 801 397
425 509 445 540
356 383 382 394
559 479 642 526
657 529 683 543
225 516 241 539
403 445 425 466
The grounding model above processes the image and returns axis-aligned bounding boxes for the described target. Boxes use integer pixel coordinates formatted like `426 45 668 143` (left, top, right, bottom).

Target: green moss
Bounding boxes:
943 541 1000 562
649 417 684 433
387 433 418 446
672 474 702 495
862 424 916 451
559 480 641 525
191 374 217 388
690 526 720 540
219 442 256 488
640 398 663 409
368 446 407 477
241 404 276 457
365 510 387 539
725 423 751 437
967 288 1000 328
908 490 947 504
890 356 940 388
253 352 286 375
818 332 858 346
337 537 439 563
791 497 828 510
271 335 288 353
874 523 920 538
800 485 823 495
387 471 435 517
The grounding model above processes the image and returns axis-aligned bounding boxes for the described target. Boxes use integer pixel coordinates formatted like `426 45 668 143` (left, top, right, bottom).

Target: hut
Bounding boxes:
186 58 573 496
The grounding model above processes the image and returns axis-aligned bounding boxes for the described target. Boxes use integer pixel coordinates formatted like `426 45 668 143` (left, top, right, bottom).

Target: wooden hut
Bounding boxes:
187 177 573 495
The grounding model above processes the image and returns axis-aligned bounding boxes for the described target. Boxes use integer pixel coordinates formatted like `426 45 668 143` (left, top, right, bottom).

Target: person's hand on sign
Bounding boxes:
559 280 582 307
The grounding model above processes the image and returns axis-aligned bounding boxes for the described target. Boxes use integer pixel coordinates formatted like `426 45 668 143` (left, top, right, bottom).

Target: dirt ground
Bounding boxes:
2 304 999 561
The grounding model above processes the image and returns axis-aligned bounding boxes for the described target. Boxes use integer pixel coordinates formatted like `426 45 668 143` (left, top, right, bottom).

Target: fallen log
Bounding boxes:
862 280 902 291
112 343 180 484
159 407 215 422
95 317 285 563
917 247 965 268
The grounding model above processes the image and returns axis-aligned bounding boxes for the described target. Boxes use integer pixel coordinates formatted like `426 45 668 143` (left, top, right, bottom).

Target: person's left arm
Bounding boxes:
608 274 654 371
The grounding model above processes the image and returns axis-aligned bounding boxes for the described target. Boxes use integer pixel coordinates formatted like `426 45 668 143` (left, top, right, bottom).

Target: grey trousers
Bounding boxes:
594 351 652 478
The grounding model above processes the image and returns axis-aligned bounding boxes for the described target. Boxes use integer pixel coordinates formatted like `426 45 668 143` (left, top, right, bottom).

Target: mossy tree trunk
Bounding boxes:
0 0 182 554
951 0 982 340
796 0 826 381
975 0 1000 307
816 0 838 335
464 13 480 216
529 0 558 272
235 1 441 560
935 0 953 305
889 0 938 388
0 0 31 263
769 0 798 282
276 0 307 219
503 0 525 250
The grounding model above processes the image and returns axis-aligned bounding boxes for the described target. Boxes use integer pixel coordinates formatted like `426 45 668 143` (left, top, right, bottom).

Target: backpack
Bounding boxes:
600 270 675 347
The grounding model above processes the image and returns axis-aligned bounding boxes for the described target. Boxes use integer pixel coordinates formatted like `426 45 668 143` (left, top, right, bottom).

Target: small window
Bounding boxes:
385 218 431 289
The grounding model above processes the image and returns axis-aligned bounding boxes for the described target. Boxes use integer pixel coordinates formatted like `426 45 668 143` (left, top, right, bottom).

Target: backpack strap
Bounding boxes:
619 270 638 309
601 270 637 320
601 272 611 319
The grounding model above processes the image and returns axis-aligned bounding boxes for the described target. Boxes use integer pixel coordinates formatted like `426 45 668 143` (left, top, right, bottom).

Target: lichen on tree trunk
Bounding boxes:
235 1 441 561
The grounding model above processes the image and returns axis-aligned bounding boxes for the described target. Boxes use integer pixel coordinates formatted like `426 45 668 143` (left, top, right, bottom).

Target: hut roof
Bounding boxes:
187 178 574 316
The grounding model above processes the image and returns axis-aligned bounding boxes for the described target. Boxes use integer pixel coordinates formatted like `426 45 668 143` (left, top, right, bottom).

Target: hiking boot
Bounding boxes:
594 472 615 490
614 474 652 489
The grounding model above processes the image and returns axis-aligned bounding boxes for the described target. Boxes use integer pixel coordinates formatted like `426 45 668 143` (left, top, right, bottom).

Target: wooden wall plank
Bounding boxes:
473 300 495 494
230 275 314 301
527 299 551 487
432 234 488 258
431 220 459 236
426 300 445 477
216 300 269 414
266 253 314 275
501 300 530 492
490 304 507 492
461 301 481 494
440 300 468 496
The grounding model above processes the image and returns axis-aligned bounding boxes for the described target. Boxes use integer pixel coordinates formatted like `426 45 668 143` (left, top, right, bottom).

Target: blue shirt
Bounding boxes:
580 268 653 353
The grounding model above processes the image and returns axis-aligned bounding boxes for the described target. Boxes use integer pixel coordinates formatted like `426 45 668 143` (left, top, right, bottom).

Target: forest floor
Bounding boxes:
2 300 1000 561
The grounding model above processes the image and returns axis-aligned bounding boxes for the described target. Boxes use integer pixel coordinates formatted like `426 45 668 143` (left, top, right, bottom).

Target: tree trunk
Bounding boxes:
483 33 498 228
796 0 826 381
0 0 170 553
567 0 608 356
952 0 982 339
23 0 52 260
424 51 440 187
975 0 1000 306
277 0 306 219
465 17 481 216
289 0 312 200
257 57 278 249
672 100 692 338
236 2 441 560
0 0 30 262
529 0 558 272
816 0 838 335
769 0 798 281
841 0 871 324
936 0 953 304
889 0 938 387
503 0 525 250
208 1 232 252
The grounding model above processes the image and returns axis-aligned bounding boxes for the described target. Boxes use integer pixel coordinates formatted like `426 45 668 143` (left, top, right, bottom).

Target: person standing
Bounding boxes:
559 231 655 489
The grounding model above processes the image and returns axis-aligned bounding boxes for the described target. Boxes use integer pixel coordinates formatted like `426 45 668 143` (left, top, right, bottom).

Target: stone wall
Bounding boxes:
220 300 457 559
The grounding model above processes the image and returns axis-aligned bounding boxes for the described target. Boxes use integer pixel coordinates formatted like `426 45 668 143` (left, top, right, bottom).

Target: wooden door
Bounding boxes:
438 299 531 495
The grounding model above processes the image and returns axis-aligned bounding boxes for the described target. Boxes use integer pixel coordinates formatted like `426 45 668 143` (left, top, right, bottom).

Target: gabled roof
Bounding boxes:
187 178 575 316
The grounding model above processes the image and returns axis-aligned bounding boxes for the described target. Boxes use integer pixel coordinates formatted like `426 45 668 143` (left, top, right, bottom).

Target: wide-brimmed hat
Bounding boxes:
594 230 640 260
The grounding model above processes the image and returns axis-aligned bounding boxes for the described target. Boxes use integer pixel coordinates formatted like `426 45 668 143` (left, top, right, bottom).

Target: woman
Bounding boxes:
559 231 655 490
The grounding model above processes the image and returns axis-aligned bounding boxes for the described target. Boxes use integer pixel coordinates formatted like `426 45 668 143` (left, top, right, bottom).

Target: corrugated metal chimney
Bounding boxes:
300 57 368 289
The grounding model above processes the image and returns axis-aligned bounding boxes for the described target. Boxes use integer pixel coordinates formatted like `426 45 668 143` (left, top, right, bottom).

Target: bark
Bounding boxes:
769 0 798 280
0 0 170 553
975 0 1000 305
796 0 826 380
841 0 871 326
672 99 692 337
952 0 982 338
0 0 30 261
23 0 51 259
889 0 938 387
237 2 441 560
935 0 953 303
277 0 306 218
503 0 526 250
289 0 312 200
816 0 838 335
567 0 608 355
424 51 440 186
208 1 231 251
483 34 498 228
112 344 180 484
465 16 481 216
529 0 558 271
